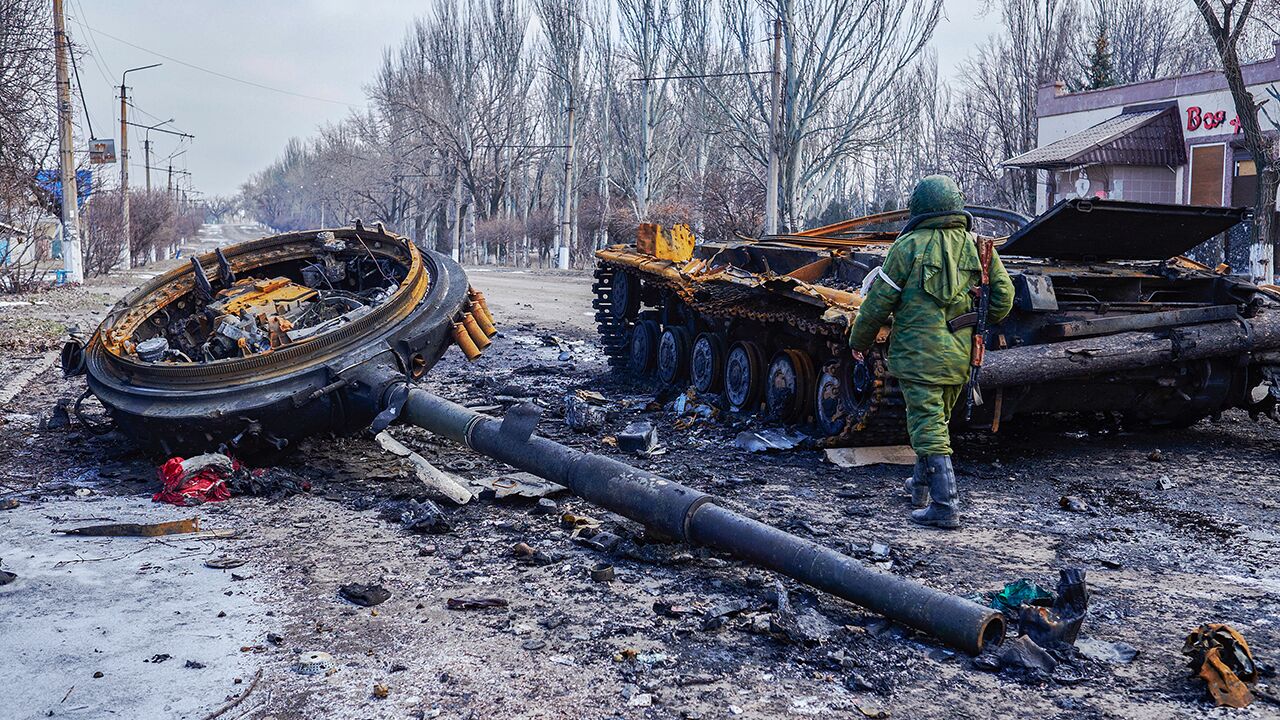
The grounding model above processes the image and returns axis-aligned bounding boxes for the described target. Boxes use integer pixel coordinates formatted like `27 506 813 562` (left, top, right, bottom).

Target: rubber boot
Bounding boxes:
903 457 929 508
910 454 960 529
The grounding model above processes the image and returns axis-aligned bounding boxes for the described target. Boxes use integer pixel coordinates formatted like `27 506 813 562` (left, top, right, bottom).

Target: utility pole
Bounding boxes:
558 95 575 270
763 15 782 236
53 0 83 283
118 63 161 271
143 138 151 191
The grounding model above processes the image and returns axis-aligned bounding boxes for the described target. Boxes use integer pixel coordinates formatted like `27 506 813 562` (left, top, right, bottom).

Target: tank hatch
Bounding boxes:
1000 199 1245 261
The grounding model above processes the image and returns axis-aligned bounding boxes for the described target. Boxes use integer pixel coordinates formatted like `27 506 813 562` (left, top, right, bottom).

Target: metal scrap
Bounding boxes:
1183 623 1259 708
53 517 201 537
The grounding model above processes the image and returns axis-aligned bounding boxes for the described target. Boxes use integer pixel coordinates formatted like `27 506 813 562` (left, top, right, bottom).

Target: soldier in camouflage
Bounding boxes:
847 175 1014 529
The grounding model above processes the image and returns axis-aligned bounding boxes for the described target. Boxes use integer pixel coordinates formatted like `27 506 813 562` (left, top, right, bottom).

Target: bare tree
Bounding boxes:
1192 0 1279 283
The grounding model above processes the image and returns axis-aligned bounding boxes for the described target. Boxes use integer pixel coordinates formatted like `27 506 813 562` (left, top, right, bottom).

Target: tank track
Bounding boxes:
592 264 631 369
595 260 909 447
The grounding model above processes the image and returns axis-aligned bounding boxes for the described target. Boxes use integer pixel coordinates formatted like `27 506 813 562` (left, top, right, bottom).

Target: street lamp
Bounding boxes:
117 62 162 271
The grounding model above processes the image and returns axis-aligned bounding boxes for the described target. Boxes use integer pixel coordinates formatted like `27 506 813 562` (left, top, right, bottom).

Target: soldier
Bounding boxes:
847 175 1014 529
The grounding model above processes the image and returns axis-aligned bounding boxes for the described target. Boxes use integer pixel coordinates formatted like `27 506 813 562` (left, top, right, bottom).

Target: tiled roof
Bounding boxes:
1003 106 1186 169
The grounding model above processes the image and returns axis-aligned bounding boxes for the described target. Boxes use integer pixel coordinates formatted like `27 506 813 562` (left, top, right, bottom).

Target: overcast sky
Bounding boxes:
68 0 993 197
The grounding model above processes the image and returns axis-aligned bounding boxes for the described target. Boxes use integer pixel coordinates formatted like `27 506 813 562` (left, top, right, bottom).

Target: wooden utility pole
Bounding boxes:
558 95 575 270
143 138 151 192
53 0 83 283
764 16 782 236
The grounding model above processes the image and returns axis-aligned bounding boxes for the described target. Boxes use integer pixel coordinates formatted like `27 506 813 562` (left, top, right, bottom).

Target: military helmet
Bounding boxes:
908 174 965 217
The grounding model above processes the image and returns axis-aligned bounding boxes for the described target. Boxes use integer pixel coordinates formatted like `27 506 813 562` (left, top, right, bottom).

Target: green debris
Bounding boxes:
989 579 1053 617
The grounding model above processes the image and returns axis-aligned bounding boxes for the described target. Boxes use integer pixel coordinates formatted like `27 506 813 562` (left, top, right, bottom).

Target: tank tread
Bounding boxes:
593 264 632 368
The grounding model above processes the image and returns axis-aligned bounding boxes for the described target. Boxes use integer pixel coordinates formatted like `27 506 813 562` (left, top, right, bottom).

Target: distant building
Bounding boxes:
1007 40 1280 215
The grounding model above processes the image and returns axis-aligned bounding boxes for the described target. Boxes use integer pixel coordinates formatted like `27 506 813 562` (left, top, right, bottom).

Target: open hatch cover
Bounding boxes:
1000 199 1246 261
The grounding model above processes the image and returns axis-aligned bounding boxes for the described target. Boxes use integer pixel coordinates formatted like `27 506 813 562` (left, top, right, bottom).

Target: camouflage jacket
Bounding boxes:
847 214 1014 385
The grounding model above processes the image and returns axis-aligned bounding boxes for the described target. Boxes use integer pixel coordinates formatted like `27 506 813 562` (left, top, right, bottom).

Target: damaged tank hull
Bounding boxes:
594 200 1280 444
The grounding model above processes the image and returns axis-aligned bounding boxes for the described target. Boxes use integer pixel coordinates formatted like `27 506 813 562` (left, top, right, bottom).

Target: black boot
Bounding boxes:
910 454 960 529
903 457 928 508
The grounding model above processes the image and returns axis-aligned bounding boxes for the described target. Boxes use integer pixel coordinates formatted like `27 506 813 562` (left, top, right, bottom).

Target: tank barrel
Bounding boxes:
400 388 1006 654
981 310 1280 389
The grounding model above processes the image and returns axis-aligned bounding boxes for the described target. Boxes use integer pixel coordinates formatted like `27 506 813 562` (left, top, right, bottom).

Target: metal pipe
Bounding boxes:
399 389 1005 654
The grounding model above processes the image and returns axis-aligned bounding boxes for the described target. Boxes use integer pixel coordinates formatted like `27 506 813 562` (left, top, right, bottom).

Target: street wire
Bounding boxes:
66 17 361 108
66 34 97 139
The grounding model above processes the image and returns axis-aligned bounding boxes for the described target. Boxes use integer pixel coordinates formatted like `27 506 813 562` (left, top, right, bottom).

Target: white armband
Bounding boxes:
860 266 901 296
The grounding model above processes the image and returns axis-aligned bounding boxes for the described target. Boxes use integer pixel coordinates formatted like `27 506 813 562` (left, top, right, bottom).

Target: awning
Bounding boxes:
1003 105 1186 170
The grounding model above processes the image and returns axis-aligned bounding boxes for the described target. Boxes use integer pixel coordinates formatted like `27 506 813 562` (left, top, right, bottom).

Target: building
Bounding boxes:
1004 40 1280 275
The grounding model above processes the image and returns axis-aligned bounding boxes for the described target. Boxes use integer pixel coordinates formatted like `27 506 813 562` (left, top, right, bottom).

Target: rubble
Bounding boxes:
53 517 201 537
616 421 659 454
1183 624 1260 708
338 583 391 607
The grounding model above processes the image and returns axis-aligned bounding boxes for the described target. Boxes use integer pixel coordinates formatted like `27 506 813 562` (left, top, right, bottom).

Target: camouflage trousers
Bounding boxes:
899 380 964 456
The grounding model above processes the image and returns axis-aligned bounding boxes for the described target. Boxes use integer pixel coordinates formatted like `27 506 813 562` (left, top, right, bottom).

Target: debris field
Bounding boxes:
1 259 1278 719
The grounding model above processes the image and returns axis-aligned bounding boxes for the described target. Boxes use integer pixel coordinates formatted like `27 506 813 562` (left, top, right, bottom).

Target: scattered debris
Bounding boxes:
375 430 473 504
616 421 659 455
154 454 235 506
446 597 509 610
0 498 17 511
372 683 390 699
1148 449 1165 462
0 558 15 586
339 583 391 607
564 392 606 432
1183 623 1259 708
380 499 453 534
989 578 1053 617
512 542 559 566
1019 569 1089 649
734 428 806 453
472 472 566 499
531 498 558 515
824 445 916 467
1058 495 1091 513
295 651 336 675
1156 475 1176 490
589 562 615 582
146 654 171 664
1075 637 1139 664
53 517 201 537
184 660 206 670
996 635 1058 674
200 668 262 720
204 557 249 570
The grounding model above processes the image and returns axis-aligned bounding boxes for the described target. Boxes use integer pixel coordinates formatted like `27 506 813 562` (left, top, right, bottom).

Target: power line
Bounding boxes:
66 35 96 139
66 17 360 107
68 0 115 92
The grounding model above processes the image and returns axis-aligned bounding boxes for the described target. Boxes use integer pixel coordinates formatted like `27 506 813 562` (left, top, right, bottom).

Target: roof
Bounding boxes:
1003 105 1186 170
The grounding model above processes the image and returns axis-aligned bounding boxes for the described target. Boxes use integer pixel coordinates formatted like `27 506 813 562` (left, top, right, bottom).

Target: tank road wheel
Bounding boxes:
609 270 642 320
629 319 661 375
724 340 766 412
657 326 692 385
815 365 847 437
690 333 727 393
766 349 816 423
814 358 875 438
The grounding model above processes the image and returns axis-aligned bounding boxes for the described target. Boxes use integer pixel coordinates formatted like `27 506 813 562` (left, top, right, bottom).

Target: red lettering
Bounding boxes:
1230 116 1242 134
1186 106 1202 131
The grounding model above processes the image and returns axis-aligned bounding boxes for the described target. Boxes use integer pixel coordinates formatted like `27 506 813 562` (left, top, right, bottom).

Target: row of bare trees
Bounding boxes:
235 0 1274 267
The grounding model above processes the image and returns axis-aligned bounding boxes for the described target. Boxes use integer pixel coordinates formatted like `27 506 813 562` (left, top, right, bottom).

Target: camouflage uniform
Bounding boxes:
846 175 1013 528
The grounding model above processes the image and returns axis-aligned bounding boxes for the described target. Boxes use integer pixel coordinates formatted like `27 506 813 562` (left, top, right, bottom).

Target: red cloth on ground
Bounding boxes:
152 456 233 506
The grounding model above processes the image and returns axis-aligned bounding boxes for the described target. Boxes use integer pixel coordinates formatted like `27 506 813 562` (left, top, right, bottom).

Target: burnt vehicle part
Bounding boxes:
66 224 495 454
593 199 1280 444
400 390 1006 654
70 227 1005 655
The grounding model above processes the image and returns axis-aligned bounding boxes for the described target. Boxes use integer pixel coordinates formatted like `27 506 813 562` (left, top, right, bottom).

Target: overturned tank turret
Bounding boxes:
64 224 495 454
594 199 1280 444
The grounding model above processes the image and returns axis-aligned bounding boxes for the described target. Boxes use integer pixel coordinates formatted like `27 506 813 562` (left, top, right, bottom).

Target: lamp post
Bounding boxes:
118 62 161 271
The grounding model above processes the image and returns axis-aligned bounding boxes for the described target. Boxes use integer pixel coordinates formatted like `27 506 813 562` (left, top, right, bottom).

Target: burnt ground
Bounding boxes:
2 253 1279 719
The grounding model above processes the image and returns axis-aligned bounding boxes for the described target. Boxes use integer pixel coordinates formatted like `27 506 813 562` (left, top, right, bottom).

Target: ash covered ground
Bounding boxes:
1 241 1279 719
